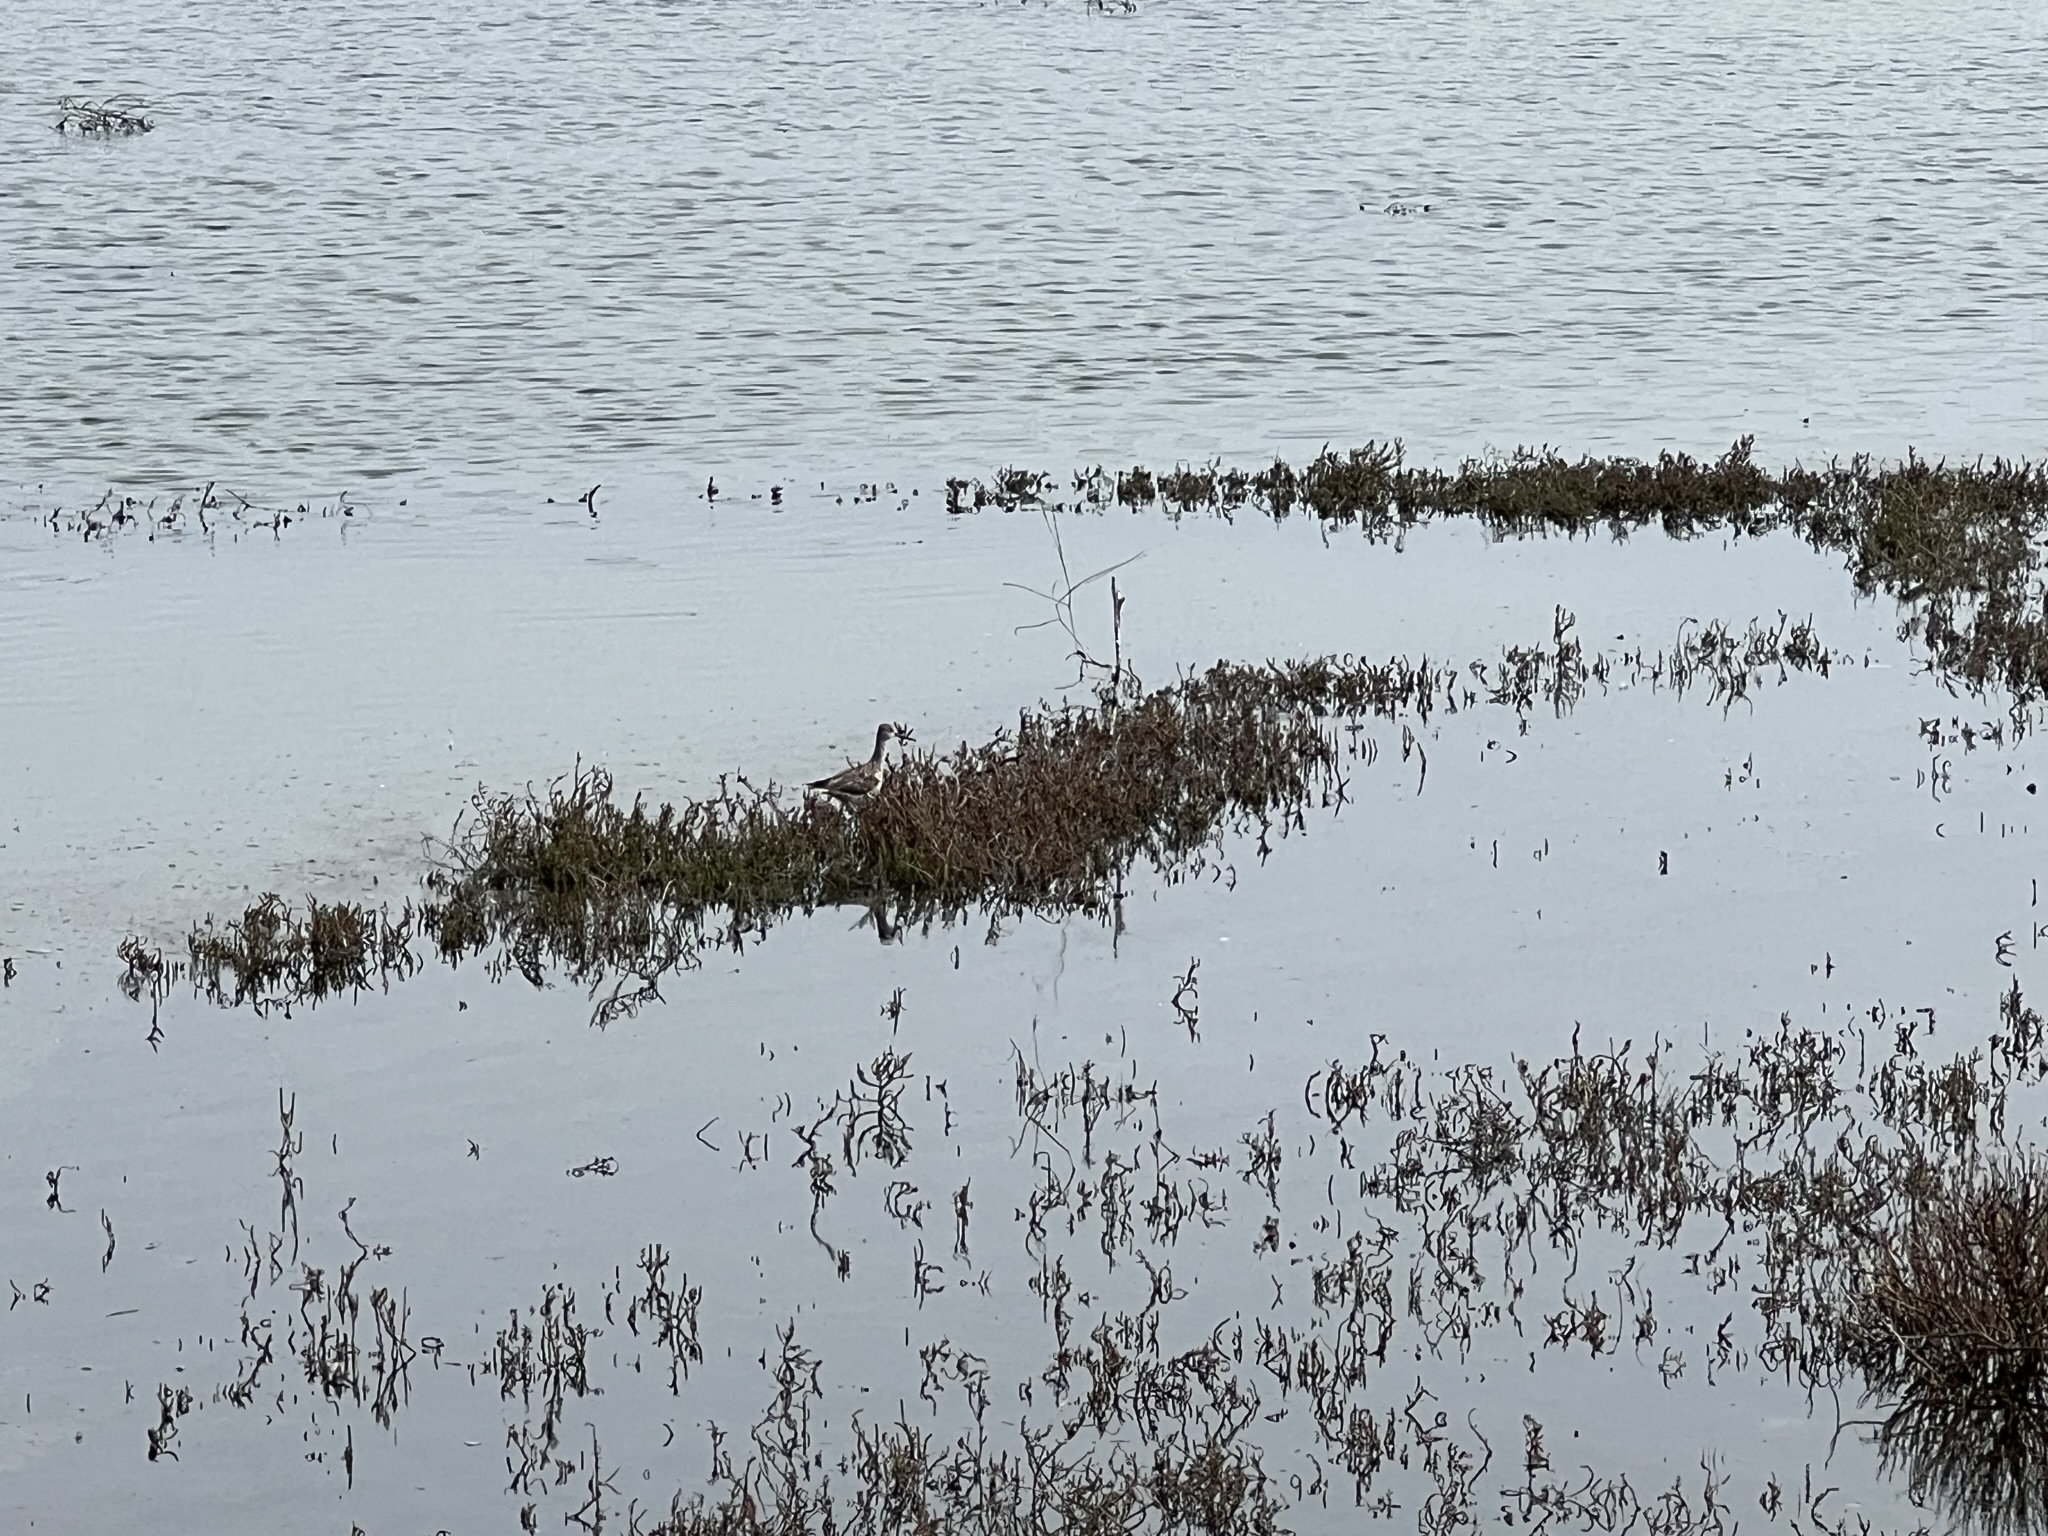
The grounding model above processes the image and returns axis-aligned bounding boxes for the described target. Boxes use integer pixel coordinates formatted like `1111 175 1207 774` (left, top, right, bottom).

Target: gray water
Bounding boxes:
10 507 2010 1533
5 0 2046 487
6 1 2048 1532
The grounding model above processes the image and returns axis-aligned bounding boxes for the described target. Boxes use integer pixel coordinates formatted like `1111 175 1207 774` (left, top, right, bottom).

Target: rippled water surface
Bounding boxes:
5 0 2047 486
6 2 2048 1533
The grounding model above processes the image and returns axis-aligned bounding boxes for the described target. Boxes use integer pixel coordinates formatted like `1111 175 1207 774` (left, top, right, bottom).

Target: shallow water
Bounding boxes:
7 494 2046 1530
6 0 2048 1530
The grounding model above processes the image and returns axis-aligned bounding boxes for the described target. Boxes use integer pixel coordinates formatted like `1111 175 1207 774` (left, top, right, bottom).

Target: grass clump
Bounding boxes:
429 613 1834 991
185 894 420 1011
980 439 1781 537
423 657 1403 989
1846 1154 2048 1536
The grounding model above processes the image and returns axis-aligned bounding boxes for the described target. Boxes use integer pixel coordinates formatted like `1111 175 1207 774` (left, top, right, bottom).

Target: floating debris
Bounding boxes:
55 94 154 135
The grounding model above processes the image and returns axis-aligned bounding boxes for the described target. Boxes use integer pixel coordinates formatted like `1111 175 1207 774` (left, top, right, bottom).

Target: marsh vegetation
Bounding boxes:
126 607 1840 1020
96 973 2048 1535
70 440 2048 1534
955 442 2048 703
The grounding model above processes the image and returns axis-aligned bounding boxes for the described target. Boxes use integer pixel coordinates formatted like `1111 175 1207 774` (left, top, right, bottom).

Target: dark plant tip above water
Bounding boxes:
129 614 1839 1018
15 481 356 541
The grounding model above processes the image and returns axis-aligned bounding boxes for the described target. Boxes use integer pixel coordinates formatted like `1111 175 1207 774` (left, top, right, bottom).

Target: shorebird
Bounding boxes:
807 723 898 805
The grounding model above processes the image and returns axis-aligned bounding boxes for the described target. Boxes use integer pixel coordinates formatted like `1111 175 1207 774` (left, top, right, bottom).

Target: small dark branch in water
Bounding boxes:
1170 958 1201 1041
56 95 154 135
635 1243 704 1394
1006 506 1144 691
145 1383 192 1461
117 936 170 1047
275 1090 303 1264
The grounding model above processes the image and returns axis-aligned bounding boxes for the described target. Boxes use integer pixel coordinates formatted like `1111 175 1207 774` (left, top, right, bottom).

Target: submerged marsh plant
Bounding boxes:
145 900 2048 1532
498 989 2048 1535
